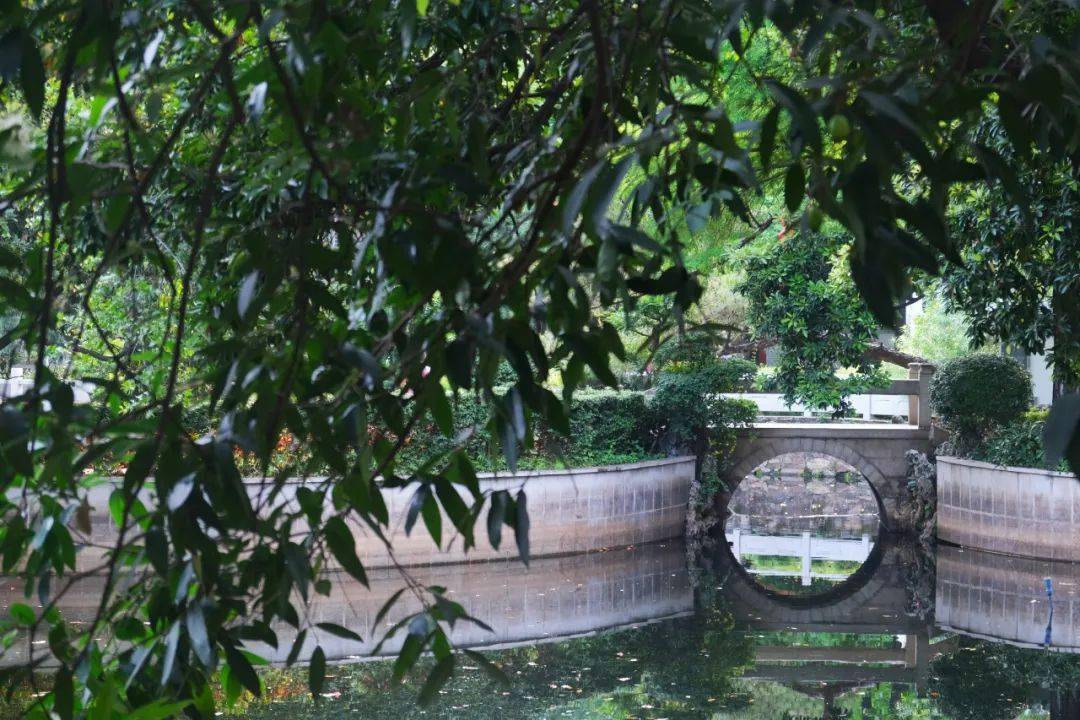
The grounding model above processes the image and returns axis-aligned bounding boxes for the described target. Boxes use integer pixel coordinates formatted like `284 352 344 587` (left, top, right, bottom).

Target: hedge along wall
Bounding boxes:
937 455 1080 560
72 456 696 571
395 389 658 473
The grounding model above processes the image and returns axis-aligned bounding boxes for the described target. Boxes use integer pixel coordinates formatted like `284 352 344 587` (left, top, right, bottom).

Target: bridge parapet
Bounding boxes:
722 362 935 426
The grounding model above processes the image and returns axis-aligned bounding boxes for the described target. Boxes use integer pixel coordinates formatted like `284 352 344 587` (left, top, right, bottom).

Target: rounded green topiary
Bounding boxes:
930 353 1032 454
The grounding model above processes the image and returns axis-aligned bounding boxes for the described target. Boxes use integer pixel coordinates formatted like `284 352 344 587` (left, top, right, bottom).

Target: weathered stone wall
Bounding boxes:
936 543 1080 651
70 457 696 571
937 455 1080 561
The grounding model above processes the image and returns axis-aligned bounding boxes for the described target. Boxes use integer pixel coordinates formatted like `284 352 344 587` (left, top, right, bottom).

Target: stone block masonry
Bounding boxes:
936 543 1080 650
724 424 935 529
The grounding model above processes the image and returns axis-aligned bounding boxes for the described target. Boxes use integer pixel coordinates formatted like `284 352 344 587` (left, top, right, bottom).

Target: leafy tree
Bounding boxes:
738 231 884 412
896 295 974 366
0 0 1079 717
940 116 1080 393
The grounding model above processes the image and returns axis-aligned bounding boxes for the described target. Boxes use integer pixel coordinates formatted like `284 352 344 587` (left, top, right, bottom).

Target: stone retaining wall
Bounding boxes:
72 456 696 570
937 455 1080 560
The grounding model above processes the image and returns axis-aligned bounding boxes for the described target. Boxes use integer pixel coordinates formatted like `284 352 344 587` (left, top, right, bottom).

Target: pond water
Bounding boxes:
190 532 1080 720
724 452 880 598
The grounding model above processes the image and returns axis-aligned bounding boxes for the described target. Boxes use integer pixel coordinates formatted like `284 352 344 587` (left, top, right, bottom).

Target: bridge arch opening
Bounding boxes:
723 451 883 599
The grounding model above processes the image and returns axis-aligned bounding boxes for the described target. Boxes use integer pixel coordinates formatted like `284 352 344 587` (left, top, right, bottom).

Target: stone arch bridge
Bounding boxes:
721 363 937 528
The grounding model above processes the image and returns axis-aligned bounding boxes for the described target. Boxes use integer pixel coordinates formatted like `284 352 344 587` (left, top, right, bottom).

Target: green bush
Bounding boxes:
976 409 1068 471
652 332 726 371
930 354 1031 455
649 358 757 453
398 388 655 472
266 358 757 475
536 389 652 467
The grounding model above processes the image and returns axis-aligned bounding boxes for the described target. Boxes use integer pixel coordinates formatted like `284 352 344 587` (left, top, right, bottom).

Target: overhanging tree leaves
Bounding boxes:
0 0 1078 716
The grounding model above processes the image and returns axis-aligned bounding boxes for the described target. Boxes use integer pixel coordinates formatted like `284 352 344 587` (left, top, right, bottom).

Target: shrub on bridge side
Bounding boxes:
648 359 756 451
930 354 1032 456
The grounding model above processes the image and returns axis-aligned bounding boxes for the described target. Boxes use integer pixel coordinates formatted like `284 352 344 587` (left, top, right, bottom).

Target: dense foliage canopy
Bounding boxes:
1 0 1080 717
940 116 1080 390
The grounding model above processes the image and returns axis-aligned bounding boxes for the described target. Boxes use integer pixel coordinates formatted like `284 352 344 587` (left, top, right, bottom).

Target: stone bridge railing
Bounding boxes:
726 529 873 586
722 362 935 428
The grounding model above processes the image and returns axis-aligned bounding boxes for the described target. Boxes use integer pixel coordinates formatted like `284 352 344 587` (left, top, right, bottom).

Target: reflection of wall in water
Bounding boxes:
936 544 1080 652
0 542 692 668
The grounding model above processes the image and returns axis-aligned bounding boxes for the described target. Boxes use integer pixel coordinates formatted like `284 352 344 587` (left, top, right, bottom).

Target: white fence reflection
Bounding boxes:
726 529 873 586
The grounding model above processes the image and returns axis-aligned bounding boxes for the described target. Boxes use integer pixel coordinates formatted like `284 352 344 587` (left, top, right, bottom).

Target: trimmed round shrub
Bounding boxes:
930 354 1031 453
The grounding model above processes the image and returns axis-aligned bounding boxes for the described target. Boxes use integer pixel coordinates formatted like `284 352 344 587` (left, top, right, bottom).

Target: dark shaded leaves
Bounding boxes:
1045 394 1080 475
308 645 326 699
418 654 455 706
324 516 368 586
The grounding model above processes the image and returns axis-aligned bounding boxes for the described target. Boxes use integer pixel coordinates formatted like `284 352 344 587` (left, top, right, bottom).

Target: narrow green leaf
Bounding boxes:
167 473 195 512
53 666 74 720
418 655 455 706
315 622 363 642
19 32 44 120
324 516 369 586
486 491 506 549
370 589 404 634
9 603 33 625
445 338 473 389
784 162 805 213
759 106 780 172
404 485 428 537
463 649 510 687
160 622 181 687
515 490 530 567
237 271 259 319
285 629 307 667
127 701 194 720
421 491 442 548
185 602 213 668
426 381 453 436
392 631 425 684
560 162 604 237
224 644 261 697
308 645 326 699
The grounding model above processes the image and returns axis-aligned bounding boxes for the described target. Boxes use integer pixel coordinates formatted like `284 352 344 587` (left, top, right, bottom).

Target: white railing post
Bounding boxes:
731 528 742 562
801 532 812 586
